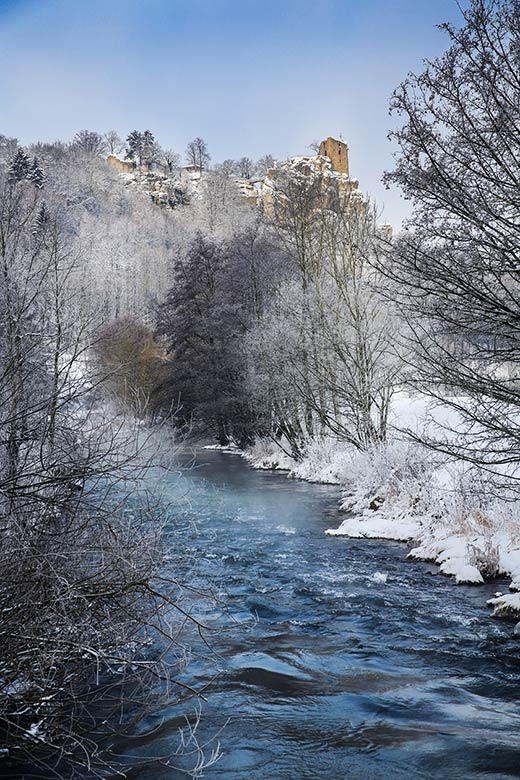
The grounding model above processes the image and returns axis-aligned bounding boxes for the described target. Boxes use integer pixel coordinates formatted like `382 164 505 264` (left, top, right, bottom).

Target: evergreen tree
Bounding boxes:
156 227 285 443
8 149 31 183
157 233 251 442
125 130 143 165
125 129 160 167
29 157 45 189
32 201 50 236
141 129 159 166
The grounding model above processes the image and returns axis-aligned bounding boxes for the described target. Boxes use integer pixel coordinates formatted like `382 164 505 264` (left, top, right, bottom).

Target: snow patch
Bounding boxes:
488 592 520 619
241 394 520 621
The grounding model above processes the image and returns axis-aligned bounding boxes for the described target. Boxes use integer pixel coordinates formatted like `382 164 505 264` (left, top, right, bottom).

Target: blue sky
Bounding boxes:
0 0 467 225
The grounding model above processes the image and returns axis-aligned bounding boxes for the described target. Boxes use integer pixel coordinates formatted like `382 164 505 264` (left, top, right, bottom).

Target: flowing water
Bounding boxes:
123 448 520 780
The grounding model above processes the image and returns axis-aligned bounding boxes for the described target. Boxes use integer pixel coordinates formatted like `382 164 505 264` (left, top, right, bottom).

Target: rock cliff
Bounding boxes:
105 137 365 216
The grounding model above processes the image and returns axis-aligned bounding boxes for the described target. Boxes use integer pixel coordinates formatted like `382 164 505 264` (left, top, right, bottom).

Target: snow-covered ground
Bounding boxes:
242 396 520 624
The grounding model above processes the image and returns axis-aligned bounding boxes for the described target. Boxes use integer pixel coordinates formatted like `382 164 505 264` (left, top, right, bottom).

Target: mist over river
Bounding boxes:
121 447 520 780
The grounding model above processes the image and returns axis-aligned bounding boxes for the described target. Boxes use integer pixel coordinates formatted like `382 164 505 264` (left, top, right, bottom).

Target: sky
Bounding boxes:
0 0 468 226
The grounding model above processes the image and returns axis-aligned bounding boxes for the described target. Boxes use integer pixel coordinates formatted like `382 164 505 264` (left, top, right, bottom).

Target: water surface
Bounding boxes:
125 448 520 780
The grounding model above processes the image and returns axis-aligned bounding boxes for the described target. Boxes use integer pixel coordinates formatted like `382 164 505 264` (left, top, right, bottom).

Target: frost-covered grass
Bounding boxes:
242 406 520 622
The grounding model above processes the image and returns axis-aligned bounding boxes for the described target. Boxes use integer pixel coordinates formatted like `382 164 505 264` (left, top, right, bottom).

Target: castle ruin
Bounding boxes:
318 137 349 176
105 136 361 214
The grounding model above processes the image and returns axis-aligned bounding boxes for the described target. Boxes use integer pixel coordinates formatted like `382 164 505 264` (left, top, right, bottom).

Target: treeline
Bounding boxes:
0 131 240 772
62 127 274 178
148 0 520 480
0 125 274 326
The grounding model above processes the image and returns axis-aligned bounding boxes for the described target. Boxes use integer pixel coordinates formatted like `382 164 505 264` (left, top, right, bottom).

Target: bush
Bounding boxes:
93 317 168 417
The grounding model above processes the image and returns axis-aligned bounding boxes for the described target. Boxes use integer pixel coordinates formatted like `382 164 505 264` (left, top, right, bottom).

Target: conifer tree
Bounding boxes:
32 201 50 235
29 156 45 189
8 148 31 183
126 129 160 167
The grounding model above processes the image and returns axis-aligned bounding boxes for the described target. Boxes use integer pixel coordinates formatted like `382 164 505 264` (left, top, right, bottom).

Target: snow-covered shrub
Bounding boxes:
339 439 440 516
290 436 352 484
243 437 296 471
468 538 501 579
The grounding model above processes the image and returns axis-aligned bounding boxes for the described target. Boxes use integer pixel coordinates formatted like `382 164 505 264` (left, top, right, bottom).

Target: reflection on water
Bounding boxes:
120 449 520 780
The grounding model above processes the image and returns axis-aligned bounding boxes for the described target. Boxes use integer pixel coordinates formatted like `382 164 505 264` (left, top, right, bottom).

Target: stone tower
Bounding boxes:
318 137 349 176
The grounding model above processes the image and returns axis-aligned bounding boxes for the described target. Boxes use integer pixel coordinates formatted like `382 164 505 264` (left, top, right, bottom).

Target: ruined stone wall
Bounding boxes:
106 155 135 174
318 137 349 175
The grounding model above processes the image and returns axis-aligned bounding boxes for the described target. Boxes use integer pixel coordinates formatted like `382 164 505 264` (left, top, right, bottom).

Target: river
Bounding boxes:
122 447 520 780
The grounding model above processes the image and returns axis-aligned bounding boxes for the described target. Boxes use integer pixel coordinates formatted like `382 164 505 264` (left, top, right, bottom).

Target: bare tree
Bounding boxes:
255 154 275 177
93 316 168 418
0 152 219 777
247 196 397 453
265 162 326 290
103 130 124 155
237 156 254 179
0 134 18 158
161 146 181 173
382 0 520 472
72 130 107 156
215 158 237 177
185 137 211 170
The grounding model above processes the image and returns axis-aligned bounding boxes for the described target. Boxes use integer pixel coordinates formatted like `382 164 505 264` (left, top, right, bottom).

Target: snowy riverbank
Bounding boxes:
237 423 520 623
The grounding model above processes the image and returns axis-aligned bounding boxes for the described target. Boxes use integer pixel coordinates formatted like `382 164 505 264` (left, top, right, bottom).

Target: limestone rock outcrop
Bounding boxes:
260 152 362 216
237 136 361 215
105 137 370 219
106 155 136 175
106 156 201 207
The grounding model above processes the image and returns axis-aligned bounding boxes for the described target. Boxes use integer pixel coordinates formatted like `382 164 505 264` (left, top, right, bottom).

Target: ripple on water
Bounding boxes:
116 450 520 780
